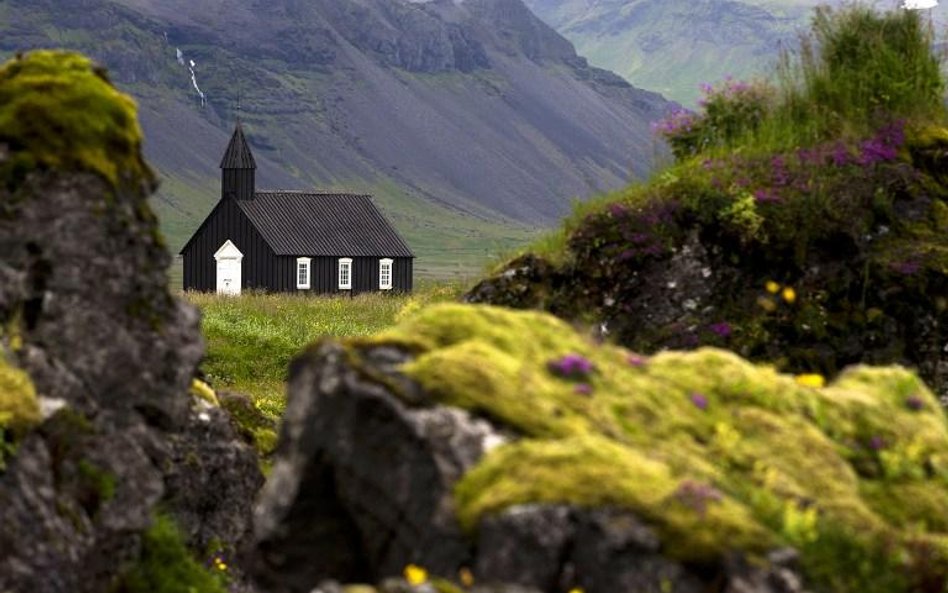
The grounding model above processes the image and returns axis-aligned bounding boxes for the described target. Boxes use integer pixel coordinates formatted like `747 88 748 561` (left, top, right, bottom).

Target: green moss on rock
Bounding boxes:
113 514 226 593
0 355 40 436
0 50 153 189
363 304 948 588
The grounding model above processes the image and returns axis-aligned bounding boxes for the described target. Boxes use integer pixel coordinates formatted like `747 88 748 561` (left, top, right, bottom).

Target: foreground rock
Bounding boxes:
0 51 261 592
254 303 948 593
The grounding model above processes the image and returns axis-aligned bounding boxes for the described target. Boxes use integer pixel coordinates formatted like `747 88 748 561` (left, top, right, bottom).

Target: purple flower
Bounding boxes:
869 435 887 451
675 480 723 516
574 383 593 396
890 260 921 275
753 188 782 204
617 249 639 262
548 354 595 380
797 148 817 165
642 244 666 257
906 395 925 411
690 392 709 411
831 143 851 167
627 354 648 368
708 322 732 338
629 232 651 245
608 203 629 218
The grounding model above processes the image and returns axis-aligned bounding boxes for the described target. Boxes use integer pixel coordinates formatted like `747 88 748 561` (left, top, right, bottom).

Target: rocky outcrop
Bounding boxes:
253 304 948 593
467 124 948 400
253 341 504 591
0 51 262 592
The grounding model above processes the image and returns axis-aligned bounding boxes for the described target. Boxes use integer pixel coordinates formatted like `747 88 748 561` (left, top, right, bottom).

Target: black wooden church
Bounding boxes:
181 123 414 294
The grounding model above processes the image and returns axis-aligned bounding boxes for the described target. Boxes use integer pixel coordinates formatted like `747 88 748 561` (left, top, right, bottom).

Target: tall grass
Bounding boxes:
185 280 467 418
659 4 946 159
766 4 945 147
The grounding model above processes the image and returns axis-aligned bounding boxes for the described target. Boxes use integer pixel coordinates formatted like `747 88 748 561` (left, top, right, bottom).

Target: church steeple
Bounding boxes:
220 121 256 201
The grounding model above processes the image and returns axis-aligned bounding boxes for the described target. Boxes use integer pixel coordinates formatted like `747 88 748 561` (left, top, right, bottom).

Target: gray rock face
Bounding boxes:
0 168 262 592
251 340 809 593
253 341 506 591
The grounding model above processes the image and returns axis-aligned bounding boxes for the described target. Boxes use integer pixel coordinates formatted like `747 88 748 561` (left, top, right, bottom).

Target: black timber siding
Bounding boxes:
276 256 414 294
182 199 276 292
222 169 255 202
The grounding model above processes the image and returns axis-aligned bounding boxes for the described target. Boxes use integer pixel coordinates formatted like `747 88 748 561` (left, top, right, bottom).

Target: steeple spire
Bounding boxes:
220 120 257 170
220 121 256 200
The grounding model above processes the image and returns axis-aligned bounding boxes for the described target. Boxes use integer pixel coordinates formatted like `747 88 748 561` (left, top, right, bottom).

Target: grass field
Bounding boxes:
185 280 469 421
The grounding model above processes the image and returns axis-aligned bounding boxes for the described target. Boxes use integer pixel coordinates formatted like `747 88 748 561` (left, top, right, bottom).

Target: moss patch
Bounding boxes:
0 50 153 190
361 303 948 588
0 355 37 470
0 355 40 436
112 514 227 593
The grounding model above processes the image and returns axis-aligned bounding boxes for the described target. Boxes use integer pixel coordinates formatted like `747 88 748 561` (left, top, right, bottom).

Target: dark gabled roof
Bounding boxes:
236 191 414 257
220 122 256 169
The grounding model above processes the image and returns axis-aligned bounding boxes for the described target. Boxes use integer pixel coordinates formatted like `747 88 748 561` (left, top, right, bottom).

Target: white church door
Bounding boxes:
214 240 244 295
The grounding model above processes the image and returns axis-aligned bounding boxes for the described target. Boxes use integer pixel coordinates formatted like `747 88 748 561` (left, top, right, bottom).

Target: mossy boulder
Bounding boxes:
0 50 154 191
0 51 262 593
468 122 948 399
256 303 948 592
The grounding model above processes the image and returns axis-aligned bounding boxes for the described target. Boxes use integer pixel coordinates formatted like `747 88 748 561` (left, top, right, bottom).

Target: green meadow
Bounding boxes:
185 280 468 421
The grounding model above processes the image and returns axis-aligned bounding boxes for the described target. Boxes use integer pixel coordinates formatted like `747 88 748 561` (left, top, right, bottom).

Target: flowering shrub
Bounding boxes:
654 79 775 160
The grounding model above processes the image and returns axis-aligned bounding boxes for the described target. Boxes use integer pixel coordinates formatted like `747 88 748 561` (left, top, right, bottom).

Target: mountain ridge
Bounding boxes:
0 0 670 275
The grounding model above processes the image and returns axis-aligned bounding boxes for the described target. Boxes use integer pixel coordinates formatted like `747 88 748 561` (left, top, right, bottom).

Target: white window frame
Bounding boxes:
338 257 352 290
379 258 393 290
296 257 311 290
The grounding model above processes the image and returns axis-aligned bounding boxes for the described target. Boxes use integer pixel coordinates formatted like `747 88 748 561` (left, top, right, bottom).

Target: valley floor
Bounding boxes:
184 280 468 422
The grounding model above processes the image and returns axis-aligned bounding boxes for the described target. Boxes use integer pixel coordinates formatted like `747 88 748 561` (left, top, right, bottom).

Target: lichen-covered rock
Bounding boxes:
255 303 948 592
0 51 262 593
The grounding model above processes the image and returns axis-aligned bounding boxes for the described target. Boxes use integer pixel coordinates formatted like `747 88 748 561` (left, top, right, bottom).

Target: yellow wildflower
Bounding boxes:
765 280 780 294
459 567 474 587
404 564 428 586
569 588 585 593
782 287 797 304
795 373 825 389
756 296 777 312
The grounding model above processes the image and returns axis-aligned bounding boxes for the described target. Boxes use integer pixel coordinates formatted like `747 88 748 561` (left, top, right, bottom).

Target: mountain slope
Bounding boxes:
523 0 946 106
0 0 670 276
